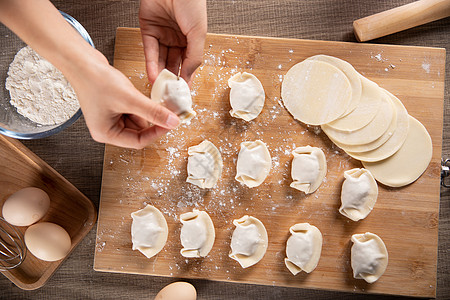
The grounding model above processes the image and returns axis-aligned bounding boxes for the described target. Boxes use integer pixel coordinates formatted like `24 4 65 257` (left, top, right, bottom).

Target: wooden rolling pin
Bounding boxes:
353 0 450 42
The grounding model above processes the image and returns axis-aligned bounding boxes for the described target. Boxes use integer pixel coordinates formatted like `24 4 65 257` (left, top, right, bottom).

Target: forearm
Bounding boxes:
0 0 106 83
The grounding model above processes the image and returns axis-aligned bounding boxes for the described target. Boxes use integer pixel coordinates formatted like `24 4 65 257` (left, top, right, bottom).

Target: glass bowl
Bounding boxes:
0 11 94 139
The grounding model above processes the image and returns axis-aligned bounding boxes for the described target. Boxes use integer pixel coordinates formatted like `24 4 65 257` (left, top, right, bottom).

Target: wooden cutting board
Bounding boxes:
94 27 445 298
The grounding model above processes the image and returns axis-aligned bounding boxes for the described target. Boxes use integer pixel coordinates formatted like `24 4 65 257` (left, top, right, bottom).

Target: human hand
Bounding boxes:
69 53 180 149
139 0 207 84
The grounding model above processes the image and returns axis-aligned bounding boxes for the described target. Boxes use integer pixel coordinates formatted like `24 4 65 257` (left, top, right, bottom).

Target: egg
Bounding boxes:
2 187 50 226
155 282 197 300
24 222 71 262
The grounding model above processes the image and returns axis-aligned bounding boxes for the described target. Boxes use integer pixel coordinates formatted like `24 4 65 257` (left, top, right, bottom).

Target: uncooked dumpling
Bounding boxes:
281 59 352 125
179 209 215 258
235 140 271 188
290 146 327 194
229 215 268 268
339 168 378 221
351 232 388 283
131 205 168 259
151 69 196 122
228 72 265 121
186 140 223 189
284 223 322 275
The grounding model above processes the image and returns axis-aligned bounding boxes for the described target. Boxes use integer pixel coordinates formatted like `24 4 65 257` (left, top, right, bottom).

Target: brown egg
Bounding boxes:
2 187 50 226
155 282 197 300
24 222 71 262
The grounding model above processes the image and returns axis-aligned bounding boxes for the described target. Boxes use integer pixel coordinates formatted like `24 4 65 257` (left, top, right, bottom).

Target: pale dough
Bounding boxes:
229 215 268 268
284 223 322 275
326 76 382 131
346 90 409 162
281 60 352 125
179 209 215 258
186 140 223 189
306 55 362 116
351 232 388 283
131 205 168 259
329 97 398 153
321 92 395 145
290 146 327 194
362 115 432 187
235 140 271 188
228 72 265 121
151 69 196 122
339 168 378 221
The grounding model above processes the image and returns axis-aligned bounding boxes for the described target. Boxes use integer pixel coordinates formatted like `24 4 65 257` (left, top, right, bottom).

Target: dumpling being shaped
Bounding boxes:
228 72 265 121
131 205 168 259
180 209 215 258
290 146 327 194
351 232 388 283
339 168 378 221
186 140 223 189
235 140 271 188
150 69 196 123
284 223 323 275
229 215 268 268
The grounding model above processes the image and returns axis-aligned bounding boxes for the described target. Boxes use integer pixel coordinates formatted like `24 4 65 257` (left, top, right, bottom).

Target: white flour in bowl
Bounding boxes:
5 46 79 125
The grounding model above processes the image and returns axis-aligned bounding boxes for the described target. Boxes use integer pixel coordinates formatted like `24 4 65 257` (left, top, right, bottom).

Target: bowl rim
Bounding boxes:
0 11 94 140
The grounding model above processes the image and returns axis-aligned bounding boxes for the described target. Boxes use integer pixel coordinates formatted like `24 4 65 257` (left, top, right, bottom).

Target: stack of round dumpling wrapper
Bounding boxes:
281 55 432 187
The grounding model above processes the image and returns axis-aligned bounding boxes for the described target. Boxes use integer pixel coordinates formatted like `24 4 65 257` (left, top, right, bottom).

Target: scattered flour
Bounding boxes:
422 63 431 73
5 46 79 125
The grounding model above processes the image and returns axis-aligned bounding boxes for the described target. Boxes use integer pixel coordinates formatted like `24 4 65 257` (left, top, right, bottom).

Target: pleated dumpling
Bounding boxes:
235 140 271 188
186 140 223 189
290 146 327 194
229 215 268 268
339 168 378 221
228 72 265 121
179 209 215 258
131 205 168 259
284 223 323 275
151 69 196 122
351 232 388 283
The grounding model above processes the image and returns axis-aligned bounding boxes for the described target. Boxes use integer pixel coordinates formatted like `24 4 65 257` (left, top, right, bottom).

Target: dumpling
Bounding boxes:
229 215 268 268
290 146 327 194
339 168 378 221
228 72 265 121
131 205 168 259
235 140 271 188
179 209 215 258
150 69 196 122
284 223 323 275
351 232 388 283
186 140 223 189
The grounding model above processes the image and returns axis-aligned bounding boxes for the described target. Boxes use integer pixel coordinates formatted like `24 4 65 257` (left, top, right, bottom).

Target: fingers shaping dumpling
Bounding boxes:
285 223 323 275
186 140 223 189
290 146 327 194
235 140 271 188
351 232 388 283
180 209 215 258
151 69 196 122
229 215 268 268
131 205 168 259
339 168 378 221
228 72 265 121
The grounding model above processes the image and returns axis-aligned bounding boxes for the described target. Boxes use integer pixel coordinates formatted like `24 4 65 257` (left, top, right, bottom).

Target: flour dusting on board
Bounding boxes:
96 37 364 285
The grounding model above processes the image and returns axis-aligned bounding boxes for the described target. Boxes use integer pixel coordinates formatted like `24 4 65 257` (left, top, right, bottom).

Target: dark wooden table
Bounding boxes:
1 1 449 299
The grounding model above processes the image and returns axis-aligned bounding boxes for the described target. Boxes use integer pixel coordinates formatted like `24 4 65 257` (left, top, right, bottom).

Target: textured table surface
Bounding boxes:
0 1 448 299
